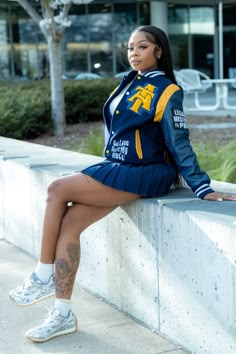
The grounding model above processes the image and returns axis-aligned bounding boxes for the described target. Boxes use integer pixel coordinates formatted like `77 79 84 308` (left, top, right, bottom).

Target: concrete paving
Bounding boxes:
0 239 190 354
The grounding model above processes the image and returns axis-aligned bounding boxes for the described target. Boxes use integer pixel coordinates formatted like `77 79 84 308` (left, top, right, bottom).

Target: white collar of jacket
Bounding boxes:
122 69 165 80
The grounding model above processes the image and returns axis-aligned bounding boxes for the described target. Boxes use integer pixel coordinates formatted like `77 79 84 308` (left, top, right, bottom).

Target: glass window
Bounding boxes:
190 6 214 76
1 1 151 80
88 3 113 77
65 5 88 77
168 5 215 76
223 4 236 78
113 3 137 74
0 6 10 79
17 16 47 79
168 6 189 70
189 7 214 35
138 1 150 26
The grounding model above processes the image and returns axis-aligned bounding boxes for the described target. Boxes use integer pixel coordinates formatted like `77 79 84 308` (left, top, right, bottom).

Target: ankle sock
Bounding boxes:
35 261 54 283
54 298 71 317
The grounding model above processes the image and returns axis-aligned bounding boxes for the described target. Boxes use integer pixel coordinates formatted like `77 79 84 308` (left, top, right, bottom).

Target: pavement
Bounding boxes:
0 239 191 354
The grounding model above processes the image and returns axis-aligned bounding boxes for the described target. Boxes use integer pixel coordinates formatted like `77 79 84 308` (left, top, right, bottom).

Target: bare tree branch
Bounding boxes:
60 2 73 37
16 0 42 25
62 2 73 21
41 0 59 42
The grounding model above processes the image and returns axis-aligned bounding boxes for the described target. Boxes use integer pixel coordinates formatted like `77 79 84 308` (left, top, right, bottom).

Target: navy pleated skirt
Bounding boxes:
81 159 177 197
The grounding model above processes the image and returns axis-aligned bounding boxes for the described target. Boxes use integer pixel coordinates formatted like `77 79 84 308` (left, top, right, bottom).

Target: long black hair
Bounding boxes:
132 26 177 84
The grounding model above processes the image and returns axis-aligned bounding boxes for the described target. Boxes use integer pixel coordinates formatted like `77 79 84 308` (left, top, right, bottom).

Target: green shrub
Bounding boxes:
64 78 119 124
0 78 119 139
0 81 51 139
193 139 236 184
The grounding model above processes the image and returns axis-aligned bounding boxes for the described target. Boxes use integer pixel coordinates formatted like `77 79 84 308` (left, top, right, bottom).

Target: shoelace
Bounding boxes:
39 308 61 327
22 276 34 290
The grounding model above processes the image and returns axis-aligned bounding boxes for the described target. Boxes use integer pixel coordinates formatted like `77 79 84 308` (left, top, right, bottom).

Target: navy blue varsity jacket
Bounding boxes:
103 70 214 199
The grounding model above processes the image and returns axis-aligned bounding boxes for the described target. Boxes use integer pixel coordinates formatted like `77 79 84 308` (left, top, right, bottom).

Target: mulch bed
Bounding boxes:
26 114 236 150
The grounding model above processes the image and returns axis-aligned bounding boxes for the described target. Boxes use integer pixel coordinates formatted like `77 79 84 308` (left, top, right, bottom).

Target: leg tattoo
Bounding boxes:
55 242 80 298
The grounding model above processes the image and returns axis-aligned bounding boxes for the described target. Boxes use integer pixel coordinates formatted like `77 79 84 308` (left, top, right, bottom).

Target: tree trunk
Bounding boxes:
48 37 65 136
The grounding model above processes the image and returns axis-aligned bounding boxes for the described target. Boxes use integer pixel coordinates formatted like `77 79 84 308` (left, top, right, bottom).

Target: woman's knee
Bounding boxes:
47 178 65 201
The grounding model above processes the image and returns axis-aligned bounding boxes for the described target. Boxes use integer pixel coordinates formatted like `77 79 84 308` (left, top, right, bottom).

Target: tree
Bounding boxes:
12 0 93 136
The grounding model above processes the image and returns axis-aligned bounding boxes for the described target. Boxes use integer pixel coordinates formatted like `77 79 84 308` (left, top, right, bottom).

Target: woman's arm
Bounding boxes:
160 89 236 201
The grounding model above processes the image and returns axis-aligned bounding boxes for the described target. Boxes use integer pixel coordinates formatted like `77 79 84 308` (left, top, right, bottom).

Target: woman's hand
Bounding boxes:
203 192 236 202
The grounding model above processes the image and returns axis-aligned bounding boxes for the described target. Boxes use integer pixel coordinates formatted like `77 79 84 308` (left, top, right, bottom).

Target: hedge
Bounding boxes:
0 78 119 140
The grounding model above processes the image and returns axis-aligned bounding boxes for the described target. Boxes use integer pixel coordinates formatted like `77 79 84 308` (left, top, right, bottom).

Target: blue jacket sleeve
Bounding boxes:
160 89 214 199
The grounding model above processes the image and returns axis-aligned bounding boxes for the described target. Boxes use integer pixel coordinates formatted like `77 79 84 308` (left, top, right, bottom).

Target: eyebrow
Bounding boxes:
128 40 150 45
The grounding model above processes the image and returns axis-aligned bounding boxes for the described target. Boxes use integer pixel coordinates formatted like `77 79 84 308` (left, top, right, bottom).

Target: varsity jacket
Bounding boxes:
103 70 214 199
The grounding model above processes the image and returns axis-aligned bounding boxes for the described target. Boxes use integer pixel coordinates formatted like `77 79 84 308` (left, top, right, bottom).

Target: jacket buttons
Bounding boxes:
115 110 120 115
105 149 109 154
137 76 141 79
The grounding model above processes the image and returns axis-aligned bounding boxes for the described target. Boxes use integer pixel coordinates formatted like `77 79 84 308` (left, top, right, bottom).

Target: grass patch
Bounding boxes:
69 123 236 184
70 127 104 157
193 139 236 183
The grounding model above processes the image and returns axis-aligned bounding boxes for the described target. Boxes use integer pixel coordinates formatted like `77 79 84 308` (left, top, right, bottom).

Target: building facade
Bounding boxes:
0 0 236 80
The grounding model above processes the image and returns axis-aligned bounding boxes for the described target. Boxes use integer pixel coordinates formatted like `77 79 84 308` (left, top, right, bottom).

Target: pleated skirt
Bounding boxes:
81 159 177 197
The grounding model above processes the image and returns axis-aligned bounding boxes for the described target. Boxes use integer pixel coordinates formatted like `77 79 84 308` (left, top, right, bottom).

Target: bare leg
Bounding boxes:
40 172 140 262
39 172 140 299
54 203 117 299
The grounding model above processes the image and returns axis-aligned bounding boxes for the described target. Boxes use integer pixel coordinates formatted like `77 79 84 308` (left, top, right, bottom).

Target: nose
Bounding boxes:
131 47 139 56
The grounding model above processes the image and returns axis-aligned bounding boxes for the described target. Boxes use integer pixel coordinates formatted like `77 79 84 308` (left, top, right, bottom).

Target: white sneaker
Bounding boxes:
25 307 78 342
9 271 55 306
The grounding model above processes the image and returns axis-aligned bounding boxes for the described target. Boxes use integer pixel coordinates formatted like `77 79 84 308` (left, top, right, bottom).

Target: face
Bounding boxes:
127 31 162 74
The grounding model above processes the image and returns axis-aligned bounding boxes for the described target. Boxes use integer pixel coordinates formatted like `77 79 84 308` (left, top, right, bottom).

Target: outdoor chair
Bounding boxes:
228 68 236 88
175 68 214 110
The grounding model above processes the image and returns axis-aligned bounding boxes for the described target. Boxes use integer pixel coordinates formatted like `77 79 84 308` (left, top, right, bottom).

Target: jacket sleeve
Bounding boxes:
160 88 214 199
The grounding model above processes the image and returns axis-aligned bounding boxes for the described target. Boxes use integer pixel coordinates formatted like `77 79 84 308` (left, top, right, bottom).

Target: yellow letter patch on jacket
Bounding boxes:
127 84 156 114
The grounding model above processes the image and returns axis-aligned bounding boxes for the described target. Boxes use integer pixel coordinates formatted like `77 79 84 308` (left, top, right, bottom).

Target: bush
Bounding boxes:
0 81 51 139
193 139 236 184
0 78 119 139
64 78 119 124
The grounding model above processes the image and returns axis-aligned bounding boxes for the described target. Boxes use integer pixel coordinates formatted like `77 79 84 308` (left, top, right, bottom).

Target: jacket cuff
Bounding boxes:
194 184 215 199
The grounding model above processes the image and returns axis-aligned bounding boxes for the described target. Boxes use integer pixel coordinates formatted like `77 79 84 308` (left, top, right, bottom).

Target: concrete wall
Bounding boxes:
1 137 236 354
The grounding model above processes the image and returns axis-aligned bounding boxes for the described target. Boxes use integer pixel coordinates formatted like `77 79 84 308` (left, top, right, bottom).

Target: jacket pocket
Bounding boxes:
135 129 143 160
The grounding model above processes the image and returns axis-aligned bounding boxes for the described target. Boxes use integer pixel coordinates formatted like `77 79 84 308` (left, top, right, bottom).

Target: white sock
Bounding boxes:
35 261 54 283
54 298 71 317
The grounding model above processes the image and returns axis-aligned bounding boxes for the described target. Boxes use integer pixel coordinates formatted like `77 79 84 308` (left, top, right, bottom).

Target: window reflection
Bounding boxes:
114 3 137 74
0 8 10 79
0 1 150 80
168 5 214 77
64 6 88 77
88 4 113 77
17 18 47 79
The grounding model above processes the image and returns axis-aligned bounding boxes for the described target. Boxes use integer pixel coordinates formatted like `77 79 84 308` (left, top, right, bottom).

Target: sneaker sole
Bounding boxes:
25 321 78 343
9 291 55 307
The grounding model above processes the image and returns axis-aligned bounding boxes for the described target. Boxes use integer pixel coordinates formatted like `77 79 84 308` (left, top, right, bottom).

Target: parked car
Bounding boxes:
115 71 131 78
75 73 101 80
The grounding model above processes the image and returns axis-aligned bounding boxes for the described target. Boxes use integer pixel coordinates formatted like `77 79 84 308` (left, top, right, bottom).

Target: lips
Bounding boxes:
131 61 141 65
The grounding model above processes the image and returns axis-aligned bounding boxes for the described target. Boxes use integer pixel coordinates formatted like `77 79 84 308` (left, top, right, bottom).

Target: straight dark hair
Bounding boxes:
132 26 177 84
132 26 180 185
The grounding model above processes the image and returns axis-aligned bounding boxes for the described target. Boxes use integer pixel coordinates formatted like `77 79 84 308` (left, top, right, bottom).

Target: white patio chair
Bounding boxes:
228 68 236 88
176 69 214 110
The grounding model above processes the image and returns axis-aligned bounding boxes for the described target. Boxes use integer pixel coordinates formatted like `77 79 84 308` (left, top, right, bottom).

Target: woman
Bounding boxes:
9 25 236 343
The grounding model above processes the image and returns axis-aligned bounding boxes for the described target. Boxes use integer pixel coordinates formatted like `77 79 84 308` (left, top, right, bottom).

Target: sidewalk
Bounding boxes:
0 239 190 354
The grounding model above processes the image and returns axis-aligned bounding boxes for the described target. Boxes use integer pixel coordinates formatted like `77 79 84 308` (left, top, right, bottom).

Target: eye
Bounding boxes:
139 45 147 50
127 47 134 52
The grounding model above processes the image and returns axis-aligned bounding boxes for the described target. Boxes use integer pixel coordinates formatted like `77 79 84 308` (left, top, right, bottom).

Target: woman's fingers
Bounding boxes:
203 192 236 201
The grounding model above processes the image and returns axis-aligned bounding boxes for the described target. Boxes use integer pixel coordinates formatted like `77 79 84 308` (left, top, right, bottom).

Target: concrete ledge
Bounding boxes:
1 137 236 354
